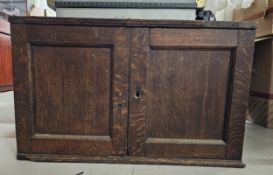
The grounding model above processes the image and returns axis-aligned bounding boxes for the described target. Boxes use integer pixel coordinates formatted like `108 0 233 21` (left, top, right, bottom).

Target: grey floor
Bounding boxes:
0 91 273 175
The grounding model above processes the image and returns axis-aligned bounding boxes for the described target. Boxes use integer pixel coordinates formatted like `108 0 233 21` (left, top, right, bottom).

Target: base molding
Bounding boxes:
17 153 245 168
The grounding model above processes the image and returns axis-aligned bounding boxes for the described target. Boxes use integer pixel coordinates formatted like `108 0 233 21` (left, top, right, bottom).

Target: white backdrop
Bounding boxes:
205 0 254 21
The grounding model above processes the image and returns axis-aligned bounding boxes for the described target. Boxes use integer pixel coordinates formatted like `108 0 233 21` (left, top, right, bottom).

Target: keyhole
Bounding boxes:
135 90 141 99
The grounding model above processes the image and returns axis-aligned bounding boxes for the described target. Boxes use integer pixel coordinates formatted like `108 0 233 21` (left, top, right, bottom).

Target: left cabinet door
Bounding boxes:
12 24 130 156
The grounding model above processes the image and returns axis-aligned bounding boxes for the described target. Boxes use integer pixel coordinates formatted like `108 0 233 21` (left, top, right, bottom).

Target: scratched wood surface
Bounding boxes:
10 17 256 167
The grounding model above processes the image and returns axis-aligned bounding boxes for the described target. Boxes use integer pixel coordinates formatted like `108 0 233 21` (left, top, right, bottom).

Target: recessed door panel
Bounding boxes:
146 50 230 140
33 45 112 136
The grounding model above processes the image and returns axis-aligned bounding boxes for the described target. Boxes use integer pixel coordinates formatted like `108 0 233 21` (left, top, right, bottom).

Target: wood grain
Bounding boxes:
129 28 234 159
10 17 256 167
11 24 31 153
32 45 112 136
111 27 130 155
9 16 256 29
128 28 149 156
31 138 113 156
226 30 256 159
17 153 245 168
150 29 238 48
11 24 130 156
146 50 231 140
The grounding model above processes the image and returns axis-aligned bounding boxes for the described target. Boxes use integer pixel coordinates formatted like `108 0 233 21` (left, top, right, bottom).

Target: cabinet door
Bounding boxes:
12 25 130 156
128 28 255 159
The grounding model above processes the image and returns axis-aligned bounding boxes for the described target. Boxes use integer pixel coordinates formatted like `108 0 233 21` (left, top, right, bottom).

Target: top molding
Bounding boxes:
9 17 256 30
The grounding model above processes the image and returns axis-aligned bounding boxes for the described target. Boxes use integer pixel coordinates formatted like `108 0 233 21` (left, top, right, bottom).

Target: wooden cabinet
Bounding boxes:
10 17 256 167
0 19 12 92
129 28 236 159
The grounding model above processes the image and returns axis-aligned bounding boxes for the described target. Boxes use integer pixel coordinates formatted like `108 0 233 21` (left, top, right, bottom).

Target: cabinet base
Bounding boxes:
17 153 245 168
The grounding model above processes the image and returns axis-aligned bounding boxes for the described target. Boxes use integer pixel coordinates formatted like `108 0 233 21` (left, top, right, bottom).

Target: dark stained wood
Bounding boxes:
129 29 233 159
150 29 238 48
128 28 149 156
145 139 226 159
10 17 256 167
111 27 130 155
31 137 113 156
11 24 30 153
33 45 112 136
17 153 245 168
145 50 231 140
9 17 256 29
12 24 130 156
226 30 256 160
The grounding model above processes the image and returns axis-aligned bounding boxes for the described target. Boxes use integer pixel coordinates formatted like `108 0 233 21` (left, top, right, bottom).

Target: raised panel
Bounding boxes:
146 49 231 140
32 44 112 136
129 28 235 159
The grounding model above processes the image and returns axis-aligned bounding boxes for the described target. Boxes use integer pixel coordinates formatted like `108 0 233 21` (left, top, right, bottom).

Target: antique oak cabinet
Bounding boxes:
10 17 256 167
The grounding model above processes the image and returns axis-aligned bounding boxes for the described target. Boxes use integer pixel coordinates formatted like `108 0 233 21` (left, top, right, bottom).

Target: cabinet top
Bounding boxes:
9 17 256 29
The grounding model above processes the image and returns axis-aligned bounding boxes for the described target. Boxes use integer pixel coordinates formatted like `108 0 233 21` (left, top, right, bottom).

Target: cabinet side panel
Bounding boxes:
227 29 255 159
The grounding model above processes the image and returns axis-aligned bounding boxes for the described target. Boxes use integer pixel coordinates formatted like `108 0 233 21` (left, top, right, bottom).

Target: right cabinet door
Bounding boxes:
128 28 255 159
